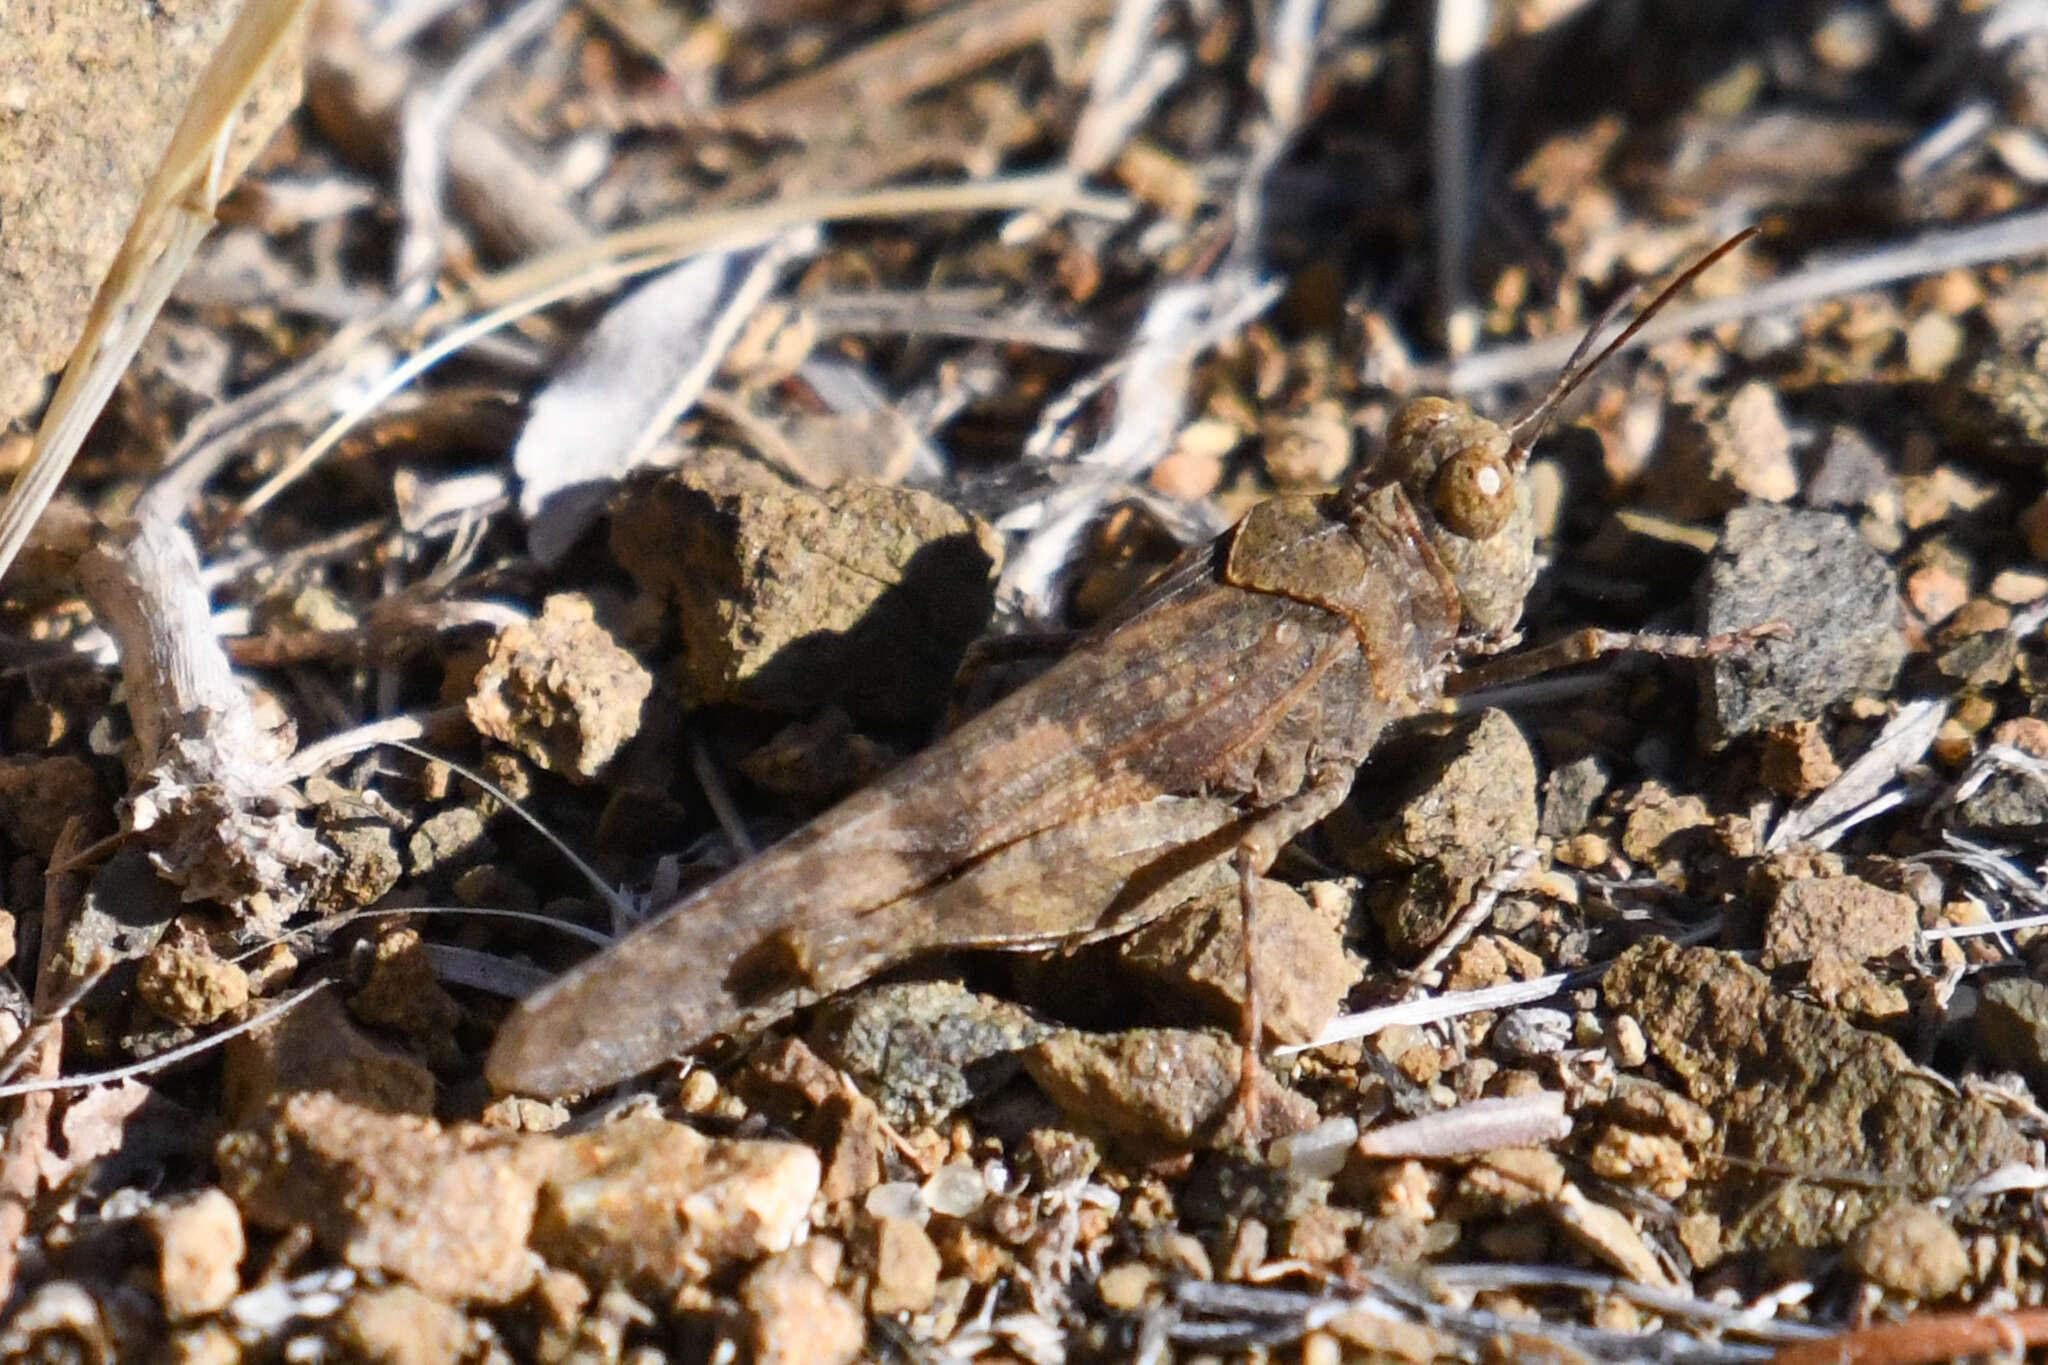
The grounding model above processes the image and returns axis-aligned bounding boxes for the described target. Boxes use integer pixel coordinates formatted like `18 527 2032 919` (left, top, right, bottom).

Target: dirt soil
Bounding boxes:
4 2 2048 1363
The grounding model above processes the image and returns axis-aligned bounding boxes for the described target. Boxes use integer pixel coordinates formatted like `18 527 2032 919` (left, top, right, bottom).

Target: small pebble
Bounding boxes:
865 1182 927 1224
1096 1263 1157 1311
1845 1204 1969 1299
922 1164 986 1219
1270 1117 1359 1180
1494 1008 1573 1057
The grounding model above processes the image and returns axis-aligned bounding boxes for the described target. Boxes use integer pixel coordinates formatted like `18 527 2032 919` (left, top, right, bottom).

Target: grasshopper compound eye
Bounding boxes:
1430 444 1516 539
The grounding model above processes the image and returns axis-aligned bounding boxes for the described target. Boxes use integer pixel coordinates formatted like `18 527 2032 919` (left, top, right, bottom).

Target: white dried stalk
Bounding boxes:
1275 972 1568 1056
0 981 331 1100
1354 1091 1570 1159
1432 0 1489 354
240 172 1125 517
1410 845 1539 978
1768 697 1947 851
1001 277 1280 615
76 513 335 930
0 0 314 587
394 0 569 299
515 228 818 565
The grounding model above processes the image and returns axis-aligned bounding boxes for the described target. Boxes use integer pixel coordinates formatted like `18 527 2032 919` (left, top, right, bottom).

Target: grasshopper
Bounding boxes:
488 232 1762 1101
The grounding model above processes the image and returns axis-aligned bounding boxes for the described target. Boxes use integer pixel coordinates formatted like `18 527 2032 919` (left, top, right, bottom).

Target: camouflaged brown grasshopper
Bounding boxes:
488 231 1766 1100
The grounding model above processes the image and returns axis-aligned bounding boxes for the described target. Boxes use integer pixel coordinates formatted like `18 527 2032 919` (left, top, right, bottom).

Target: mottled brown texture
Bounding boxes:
466 594 652 781
1605 939 2031 1258
1023 1027 1318 1148
490 399 1534 1099
217 1093 549 1304
529 1116 819 1295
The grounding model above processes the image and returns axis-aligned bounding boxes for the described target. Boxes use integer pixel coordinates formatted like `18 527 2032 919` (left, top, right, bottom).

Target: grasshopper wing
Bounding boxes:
487 544 1372 1097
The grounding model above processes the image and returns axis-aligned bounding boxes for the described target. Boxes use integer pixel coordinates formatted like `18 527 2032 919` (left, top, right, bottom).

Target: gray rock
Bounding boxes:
1956 771 2048 838
1540 755 1609 839
1698 505 1905 745
1804 425 1896 515
809 981 1054 1127
1976 976 2048 1092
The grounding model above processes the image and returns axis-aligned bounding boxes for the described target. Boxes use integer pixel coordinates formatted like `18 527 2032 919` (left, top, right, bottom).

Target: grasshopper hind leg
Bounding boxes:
1228 764 1355 1144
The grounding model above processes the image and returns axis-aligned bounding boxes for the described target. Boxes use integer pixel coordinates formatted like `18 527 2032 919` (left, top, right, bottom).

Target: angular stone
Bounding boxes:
467 594 651 781
1024 1027 1315 1150
809 981 1053 1128
1760 875 1917 968
1604 939 2029 1259
217 1093 548 1304
1699 505 1905 744
611 465 1000 725
530 1115 819 1296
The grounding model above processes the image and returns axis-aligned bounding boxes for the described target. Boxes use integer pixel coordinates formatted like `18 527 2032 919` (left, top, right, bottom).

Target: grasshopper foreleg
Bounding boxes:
1446 620 1789 695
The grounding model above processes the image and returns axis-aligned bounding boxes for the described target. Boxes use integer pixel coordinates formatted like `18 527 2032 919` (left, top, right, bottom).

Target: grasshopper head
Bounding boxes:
1381 395 1536 644
1368 228 1761 646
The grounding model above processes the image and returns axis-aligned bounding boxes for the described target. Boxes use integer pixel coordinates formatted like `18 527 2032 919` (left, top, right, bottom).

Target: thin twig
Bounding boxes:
0 981 332 1100
1274 972 1568 1055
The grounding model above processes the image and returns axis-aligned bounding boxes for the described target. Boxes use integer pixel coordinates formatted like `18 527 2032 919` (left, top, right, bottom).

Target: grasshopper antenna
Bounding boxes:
1504 226 1760 458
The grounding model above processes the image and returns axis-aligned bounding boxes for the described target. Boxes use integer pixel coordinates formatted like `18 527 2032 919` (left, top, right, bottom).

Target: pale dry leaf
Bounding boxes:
514 227 819 566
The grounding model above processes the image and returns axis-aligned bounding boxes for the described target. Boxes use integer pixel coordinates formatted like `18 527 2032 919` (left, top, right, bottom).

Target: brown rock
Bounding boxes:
221 987 435 1123
1904 561 1969 627
0 755 104 859
1118 878 1359 1046
1601 1079 1715 1146
806 981 1054 1127
741 1245 865 1365
466 594 651 780
407 806 490 878
1457 1147 1566 1211
347 928 462 1054
137 929 250 1028
1761 876 1917 968
1844 1204 1969 1299
1618 783 1715 877
611 466 1000 725
1150 438 1226 501
311 803 403 913
1333 709 1538 957
0 0 248 427
1023 1028 1315 1150
1646 381 1798 518
1586 1126 1693 1198
1261 401 1352 488
737 707 895 810
732 1039 886 1207
148 1189 244 1320
1991 716 2048 758
166 1323 241 1365
217 1093 549 1303
811 1092 890 1209
328 1285 472 1365
1805 952 1910 1022
1282 1204 1363 1262
1759 721 1840 799
1604 939 2030 1259
1931 351 2048 461
867 1217 940 1316
1975 976 2048 1092
1899 467 1991 530
531 1115 820 1296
